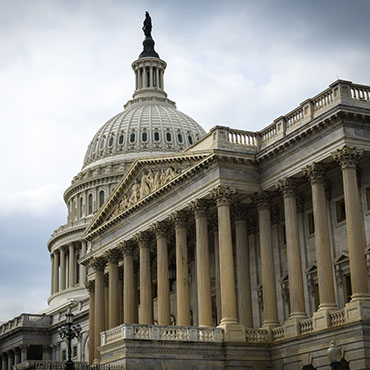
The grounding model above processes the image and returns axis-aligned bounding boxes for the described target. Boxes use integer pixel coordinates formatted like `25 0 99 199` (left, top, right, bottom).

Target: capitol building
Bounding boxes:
1 14 370 370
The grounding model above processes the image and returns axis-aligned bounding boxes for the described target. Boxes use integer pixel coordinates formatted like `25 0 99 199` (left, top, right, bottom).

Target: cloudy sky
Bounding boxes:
1 0 370 322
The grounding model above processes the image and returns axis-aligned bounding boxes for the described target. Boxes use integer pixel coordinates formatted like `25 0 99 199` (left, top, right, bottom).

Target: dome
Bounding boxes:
82 31 206 171
82 100 206 170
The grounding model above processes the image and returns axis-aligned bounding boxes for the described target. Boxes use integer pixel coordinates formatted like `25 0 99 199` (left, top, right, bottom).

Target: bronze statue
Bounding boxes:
142 11 152 38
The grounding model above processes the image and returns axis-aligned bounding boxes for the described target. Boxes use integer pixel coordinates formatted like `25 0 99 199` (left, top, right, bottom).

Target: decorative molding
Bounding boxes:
85 280 95 293
303 162 326 184
190 199 210 218
252 191 271 211
232 203 248 221
211 186 236 207
105 248 121 264
170 210 189 228
276 177 297 198
151 221 170 239
90 256 106 271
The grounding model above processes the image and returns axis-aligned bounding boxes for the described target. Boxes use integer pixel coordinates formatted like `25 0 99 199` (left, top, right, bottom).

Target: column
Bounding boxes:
14 349 20 365
68 243 75 288
80 241 87 285
143 67 147 88
20 345 28 363
51 254 55 294
136 233 153 324
152 222 170 325
234 204 253 327
42 346 51 361
149 67 153 87
118 268 123 324
121 242 136 323
104 275 109 330
212 186 245 342
53 251 59 293
85 281 95 365
191 200 213 327
106 249 120 328
333 147 370 301
304 163 337 310
254 192 279 327
171 211 191 326
91 256 106 363
2 355 7 370
156 68 160 89
277 179 306 318
60 247 66 290
7 351 13 370
212 217 222 325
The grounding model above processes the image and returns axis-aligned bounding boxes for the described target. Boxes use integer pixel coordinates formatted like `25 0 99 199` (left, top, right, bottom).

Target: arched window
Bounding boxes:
79 197 83 218
99 190 105 208
130 133 136 143
166 132 172 142
177 133 183 143
118 134 124 145
88 194 93 214
154 132 160 142
108 136 114 147
142 132 148 142
99 138 105 150
188 135 193 145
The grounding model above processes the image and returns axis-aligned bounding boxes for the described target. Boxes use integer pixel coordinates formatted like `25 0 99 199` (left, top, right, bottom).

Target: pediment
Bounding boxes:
305 262 317 274
85 151 213 239
334 252 349 265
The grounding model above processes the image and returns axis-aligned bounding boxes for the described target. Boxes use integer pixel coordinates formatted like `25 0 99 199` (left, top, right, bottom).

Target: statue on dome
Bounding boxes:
142 11 152 38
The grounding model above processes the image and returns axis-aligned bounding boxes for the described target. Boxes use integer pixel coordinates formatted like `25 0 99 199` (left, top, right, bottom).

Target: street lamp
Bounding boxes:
327 340 342 370
59 308 82 370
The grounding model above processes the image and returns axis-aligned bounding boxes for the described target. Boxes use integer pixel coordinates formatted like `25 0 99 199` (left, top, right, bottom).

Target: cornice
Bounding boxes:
47 225 86 251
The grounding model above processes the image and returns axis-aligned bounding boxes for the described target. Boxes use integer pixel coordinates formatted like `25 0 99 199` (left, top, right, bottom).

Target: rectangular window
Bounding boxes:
366 186 370 211
72 345 78 359
307 212 315 235
335 198 346 223
344 274 352 303
62 350 66 361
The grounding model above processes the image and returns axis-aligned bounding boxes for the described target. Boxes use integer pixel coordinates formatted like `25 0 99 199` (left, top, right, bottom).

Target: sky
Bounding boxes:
1 0 370 322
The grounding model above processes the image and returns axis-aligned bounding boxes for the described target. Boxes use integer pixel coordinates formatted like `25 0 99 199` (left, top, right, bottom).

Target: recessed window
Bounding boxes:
344 274 352 303
142 132 148 142
166 132 172 142
62 350 66 361
130 133 136 143
99 138 105 150
177 133 183 143
366 187 370 211
88 194 93 214
72 344 78 359
99 190 105 208
335 198 346 223
307 212 315 235
118 134 124 145
108 136 114 147
188 135 193 145
154 132 160 142
93 141 98 152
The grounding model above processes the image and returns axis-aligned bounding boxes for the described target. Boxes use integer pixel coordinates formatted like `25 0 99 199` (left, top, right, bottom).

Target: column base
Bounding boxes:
312 306 336 331
345 297 370 322
218 318 246 343
284 315 305 338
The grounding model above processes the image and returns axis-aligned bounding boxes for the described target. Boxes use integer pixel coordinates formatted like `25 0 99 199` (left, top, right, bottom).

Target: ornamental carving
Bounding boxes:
332 146 363 169
232 203 248 221
135 231 151 249
276 178 296 198
190 199 210 217
120 241 136 257
170 210 189 228
303 162 326 184
110 167 181 218
85 280 95 293
252 191 271 211
105 248 121 263
90 256 106 271
151 221 170 239
211 186 236 207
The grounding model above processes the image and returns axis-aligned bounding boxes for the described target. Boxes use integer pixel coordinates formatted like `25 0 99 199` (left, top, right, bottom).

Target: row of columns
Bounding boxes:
51 241 87 295
135 66 163 90
0 345 28 370
86 146 369 363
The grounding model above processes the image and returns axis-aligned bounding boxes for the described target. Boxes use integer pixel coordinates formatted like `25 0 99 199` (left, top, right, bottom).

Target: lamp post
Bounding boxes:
59 308 82 370
327 340 341 370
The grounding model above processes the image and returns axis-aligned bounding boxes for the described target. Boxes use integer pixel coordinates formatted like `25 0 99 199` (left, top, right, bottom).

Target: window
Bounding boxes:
146 69 150 87
335 198 346 223
344 274 352 303
308 212 315 235
142 132 148 142
366 186 370 211
62 350 66 361
99 191 105 208
154 132 160 142
88 194 93 214
188 135 193 145
177 133 183 143
72 344 78 359
118 134 124 145
130 133 136 143
108 136 114 147
166 132 172 142
79 197 83 218
99 138 105 150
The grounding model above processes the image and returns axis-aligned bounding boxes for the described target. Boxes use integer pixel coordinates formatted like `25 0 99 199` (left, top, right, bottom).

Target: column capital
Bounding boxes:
90 256 106 272
276 178 297 198
190 199 210 217
212 186 236 207
119 240 136 257
151 221 170 239
252 191 271 211
232 203 248 221
332 145 363 169
170 210 189 228
303 162 326 184
19 344 28 352
105 248 121 264
135 231 151 249
85 280 95 293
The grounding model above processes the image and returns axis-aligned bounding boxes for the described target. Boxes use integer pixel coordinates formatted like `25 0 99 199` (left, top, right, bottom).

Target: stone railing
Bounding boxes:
101 324 223 346
271 326 285 341
227 129 258 147
299 318 314 335
15 361 124 370
245 328 269 343
329 309 345 327
0 314 51 336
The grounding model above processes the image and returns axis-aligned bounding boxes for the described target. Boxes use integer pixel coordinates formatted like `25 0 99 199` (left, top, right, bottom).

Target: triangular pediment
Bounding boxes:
334 252 349 265
305 262 317 274
85 151 213 239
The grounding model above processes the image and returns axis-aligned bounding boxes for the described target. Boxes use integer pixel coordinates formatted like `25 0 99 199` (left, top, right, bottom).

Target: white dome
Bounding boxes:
82 99 206 170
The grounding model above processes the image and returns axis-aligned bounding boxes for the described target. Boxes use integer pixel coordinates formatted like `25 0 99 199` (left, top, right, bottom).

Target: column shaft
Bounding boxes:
51 254 55 294
86 281 95 365
213 229 222 324
123 249 135 323
80 241 87 285
53 252 59 293
68 244 75 288
139 240 153 324
60 247 66 290
107 256 119 328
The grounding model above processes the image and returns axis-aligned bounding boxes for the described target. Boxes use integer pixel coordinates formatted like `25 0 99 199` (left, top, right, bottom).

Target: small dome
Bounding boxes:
82 100 206 170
